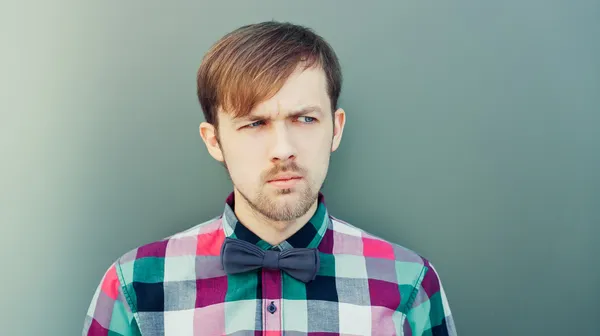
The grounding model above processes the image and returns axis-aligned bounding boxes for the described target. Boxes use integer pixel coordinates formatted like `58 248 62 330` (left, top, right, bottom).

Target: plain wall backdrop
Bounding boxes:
2 1 599 335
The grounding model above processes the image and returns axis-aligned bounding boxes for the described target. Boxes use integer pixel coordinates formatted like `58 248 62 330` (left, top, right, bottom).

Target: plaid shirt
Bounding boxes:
83 192 457 335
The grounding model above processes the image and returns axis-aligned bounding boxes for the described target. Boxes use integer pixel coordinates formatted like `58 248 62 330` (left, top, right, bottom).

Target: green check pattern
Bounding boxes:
83 192 457 335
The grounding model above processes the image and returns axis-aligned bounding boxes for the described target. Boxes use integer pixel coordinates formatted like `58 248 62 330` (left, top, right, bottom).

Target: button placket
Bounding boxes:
267 301 277 314
262 268 282 333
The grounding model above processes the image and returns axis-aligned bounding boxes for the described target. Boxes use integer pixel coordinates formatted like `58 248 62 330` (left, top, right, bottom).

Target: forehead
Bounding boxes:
265 66 329 108
223 66 330 122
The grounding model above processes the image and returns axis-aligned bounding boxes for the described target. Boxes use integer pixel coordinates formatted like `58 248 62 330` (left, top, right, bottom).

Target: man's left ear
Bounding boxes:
331 108 346 152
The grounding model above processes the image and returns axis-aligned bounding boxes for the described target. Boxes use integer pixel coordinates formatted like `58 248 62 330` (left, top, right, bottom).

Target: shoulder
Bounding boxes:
111 215 224 286
328 215 443 290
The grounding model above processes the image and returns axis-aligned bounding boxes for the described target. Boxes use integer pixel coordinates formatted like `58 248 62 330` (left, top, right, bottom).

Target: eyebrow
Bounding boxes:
236 105 323 122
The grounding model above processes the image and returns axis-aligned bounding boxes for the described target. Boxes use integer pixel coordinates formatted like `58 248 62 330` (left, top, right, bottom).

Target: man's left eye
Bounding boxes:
298 116 316 123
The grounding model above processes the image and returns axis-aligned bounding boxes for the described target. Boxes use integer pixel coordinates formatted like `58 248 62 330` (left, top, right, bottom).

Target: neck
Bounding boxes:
232 189 319 246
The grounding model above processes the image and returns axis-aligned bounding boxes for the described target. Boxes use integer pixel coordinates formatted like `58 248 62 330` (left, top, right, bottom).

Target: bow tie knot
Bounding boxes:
262 250 280 270
220 237 320 283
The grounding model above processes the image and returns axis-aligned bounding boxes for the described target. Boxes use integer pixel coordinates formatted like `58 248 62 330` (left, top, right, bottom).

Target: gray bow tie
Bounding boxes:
220 237 320 283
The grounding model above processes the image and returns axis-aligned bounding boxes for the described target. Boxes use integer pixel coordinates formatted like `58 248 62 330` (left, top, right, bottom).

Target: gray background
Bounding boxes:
2 1 599 335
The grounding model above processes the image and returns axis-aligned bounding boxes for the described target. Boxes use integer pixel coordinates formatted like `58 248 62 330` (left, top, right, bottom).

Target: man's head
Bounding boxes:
198 21 346 222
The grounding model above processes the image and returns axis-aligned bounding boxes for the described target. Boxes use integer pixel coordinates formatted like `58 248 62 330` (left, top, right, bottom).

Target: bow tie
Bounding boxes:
220 237 320 283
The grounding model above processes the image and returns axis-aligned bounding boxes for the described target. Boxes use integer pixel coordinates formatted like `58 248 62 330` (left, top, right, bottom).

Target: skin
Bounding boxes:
199 65 346 246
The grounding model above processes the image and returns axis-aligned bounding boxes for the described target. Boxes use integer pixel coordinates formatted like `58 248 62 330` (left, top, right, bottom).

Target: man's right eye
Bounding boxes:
246 120 266 128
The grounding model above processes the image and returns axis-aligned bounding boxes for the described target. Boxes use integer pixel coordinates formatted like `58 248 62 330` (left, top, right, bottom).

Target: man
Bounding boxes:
83 21 457 335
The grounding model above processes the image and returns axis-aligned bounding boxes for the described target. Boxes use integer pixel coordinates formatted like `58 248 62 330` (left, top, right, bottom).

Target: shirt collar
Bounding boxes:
221 191 330 251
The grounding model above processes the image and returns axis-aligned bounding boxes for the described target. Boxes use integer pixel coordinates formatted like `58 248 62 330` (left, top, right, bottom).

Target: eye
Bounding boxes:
246 120 266 128
298 116 317 123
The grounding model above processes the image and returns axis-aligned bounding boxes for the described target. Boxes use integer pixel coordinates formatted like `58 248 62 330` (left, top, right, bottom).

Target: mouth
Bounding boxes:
267 176 303 189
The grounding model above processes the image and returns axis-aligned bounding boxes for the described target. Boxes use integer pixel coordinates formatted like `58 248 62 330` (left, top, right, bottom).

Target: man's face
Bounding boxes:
203 66 345 222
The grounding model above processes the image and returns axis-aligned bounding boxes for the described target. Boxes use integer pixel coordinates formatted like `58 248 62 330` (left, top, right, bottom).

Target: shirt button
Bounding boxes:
267 301 277 314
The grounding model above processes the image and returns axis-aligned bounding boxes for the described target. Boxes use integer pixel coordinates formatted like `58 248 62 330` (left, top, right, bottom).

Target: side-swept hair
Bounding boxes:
197 21 342 128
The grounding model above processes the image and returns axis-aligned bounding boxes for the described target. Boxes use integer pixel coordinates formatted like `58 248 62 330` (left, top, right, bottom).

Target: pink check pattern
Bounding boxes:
83 193 457 335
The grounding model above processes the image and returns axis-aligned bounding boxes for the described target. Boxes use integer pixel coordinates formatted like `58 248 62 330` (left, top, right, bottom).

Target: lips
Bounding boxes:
267 175 303 189
268 175 302 182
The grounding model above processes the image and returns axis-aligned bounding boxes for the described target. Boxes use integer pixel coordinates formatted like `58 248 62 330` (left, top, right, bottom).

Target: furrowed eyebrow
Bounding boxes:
290 105 323 115
236 105 323 122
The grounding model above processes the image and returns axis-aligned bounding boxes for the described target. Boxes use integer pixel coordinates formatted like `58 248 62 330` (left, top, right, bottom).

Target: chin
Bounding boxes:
273 188 297 196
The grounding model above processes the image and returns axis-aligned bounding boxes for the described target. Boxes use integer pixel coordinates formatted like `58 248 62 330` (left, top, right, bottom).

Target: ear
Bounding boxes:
331 108 346 152
199 122 224 162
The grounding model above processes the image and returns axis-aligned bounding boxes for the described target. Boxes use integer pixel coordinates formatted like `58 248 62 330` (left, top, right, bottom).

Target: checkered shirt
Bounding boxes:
83 192 457 335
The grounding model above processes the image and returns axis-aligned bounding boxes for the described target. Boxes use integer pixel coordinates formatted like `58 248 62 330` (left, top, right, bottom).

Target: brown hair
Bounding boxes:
196 21 342 129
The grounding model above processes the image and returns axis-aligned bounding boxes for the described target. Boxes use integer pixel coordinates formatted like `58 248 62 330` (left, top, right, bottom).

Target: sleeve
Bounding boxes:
404 261 457 336
82 262 141 336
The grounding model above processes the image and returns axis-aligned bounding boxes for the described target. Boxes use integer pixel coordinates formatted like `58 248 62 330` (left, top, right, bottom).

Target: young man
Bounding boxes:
83 21 457 336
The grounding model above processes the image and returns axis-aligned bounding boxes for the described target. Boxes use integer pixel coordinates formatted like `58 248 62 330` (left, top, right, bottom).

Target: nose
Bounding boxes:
269 123 296 163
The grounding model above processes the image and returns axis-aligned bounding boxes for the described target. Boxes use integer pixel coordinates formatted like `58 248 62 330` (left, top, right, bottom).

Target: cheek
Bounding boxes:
298 137 331 171
222 140 264 183
222 133 263 160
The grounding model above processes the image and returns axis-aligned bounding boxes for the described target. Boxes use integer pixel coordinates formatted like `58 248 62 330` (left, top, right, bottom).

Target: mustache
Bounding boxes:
264 161 304 180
